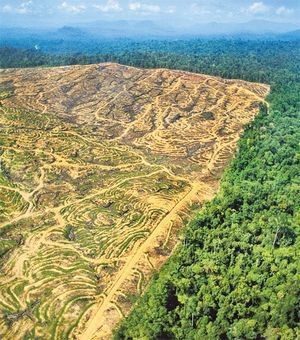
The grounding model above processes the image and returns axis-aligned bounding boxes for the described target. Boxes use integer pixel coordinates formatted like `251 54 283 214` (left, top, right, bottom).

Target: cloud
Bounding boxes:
190 3 211 15
128 2 140 11
248 2 269 14
128 2 161 13
94 0 122 12
1 4 13 13
58 1 86 14
166 6 176 14
276 6 294 16
1 1 33 14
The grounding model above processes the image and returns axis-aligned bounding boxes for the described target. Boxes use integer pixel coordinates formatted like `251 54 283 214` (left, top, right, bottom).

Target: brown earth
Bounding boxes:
0 63 269 339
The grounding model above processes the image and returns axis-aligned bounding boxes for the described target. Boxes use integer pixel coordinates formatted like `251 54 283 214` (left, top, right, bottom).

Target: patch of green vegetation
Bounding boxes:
202 111 215 120
0 80 14 99
64 225 76 241
0 239 17 257
125 292 139 304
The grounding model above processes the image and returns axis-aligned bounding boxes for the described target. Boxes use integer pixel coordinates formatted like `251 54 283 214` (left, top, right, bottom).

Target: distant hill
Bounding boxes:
183 20 299 36
1 19 299 40
56 26 87 38
78 19 176 37
0 20 299 52
74 19 300 38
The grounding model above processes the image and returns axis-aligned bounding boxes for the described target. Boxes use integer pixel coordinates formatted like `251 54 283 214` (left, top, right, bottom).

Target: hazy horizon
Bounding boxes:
0 0 299 29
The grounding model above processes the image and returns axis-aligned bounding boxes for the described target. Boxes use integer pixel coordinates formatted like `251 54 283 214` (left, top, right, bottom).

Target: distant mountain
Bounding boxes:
1 20 299 40
56 26 87 38
0 20 299 52
184 20 300 36
74 19 299 38
77 20 176 38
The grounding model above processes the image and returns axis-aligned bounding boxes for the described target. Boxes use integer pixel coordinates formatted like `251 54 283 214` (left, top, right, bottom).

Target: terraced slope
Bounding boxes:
0 63 269 339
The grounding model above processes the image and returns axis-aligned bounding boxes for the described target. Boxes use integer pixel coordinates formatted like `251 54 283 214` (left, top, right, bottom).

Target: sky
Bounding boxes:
0 0 299 27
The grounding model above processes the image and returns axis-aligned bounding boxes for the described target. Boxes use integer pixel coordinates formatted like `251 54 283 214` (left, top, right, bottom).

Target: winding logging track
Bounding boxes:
0 63 269 339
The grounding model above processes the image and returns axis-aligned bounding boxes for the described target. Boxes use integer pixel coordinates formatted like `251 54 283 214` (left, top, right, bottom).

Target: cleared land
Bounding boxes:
0 63 269 339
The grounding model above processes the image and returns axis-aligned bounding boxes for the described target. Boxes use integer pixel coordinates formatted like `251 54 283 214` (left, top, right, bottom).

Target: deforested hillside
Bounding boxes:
0 63 269 339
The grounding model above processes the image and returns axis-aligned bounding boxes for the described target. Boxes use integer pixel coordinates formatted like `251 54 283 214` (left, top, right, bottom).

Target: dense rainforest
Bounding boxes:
1 39 299 339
